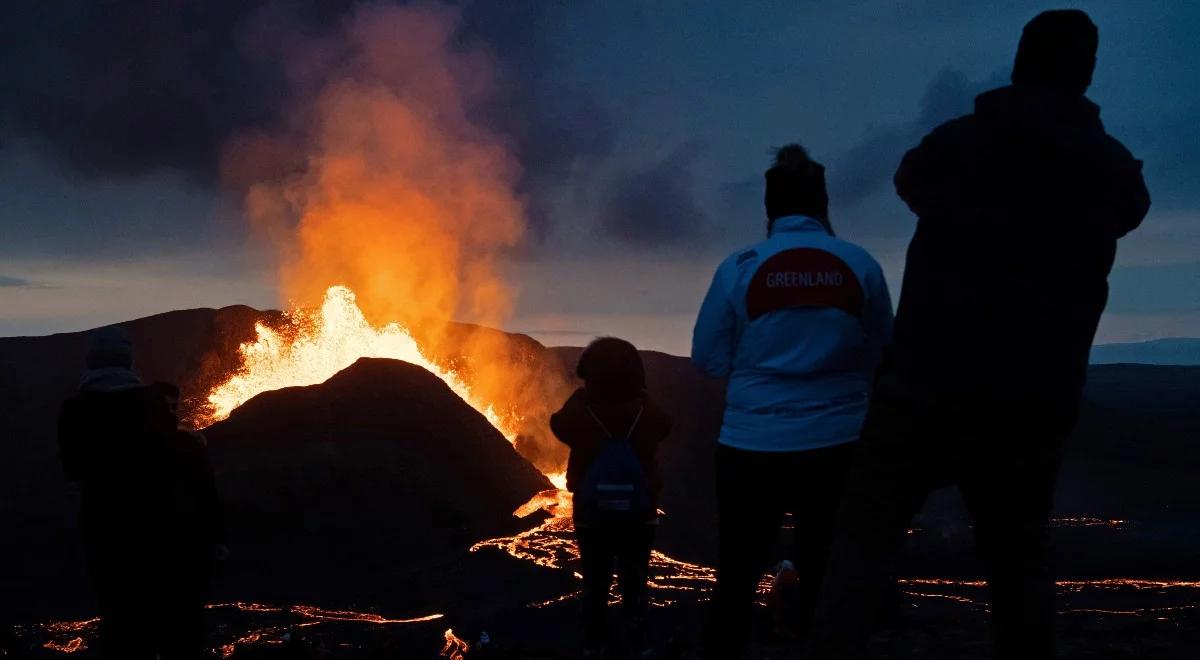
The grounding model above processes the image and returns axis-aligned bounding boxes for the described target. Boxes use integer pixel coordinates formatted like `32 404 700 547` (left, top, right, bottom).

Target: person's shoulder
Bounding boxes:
823 235 883 274
1093 130 1142 170
722 240 767 270
921 113 980 150
638 395 673 437
549 388 588 432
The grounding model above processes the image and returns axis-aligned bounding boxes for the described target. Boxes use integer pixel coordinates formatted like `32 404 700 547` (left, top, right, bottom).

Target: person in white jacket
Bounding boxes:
692 144 893 658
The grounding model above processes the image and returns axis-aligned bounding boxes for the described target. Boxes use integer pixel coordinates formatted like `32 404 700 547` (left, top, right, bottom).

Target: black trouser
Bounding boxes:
575 520 656 648
712 441 856 659
88 540 207 660
804 377 1073 660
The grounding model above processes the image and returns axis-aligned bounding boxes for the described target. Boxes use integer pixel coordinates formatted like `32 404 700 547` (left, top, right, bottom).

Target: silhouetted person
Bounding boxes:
551 338 672 658
805 10 1150 660
59 327 224 659
692 145 893 658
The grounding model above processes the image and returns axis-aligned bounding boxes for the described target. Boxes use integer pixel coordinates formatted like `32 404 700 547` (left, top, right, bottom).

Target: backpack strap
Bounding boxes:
586 405 644 442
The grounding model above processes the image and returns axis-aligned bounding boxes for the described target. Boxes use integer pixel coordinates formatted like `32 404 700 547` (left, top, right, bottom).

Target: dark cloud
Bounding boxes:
0 275 32 288
599 142 708 246
458 3 617 238
0 0 289 182
710 69 1007 243
0 0 616 239
828 68 1007 205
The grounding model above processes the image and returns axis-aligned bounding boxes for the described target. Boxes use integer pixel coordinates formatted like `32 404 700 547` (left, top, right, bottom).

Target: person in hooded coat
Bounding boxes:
804 10 1150 660
550 337 672 658
58 327 224 659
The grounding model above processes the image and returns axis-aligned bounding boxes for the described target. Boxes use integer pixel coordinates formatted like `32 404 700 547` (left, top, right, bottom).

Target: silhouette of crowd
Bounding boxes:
58 8 1148 660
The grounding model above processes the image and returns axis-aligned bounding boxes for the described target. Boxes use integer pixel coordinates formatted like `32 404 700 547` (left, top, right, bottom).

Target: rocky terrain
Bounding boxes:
1 307 1198 658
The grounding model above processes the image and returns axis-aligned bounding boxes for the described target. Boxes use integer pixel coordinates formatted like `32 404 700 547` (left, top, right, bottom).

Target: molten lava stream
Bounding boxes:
442 628 471 659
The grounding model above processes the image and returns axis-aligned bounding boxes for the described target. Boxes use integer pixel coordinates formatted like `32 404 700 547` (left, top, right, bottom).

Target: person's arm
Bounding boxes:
1102 138 1151 238
895 118 969 219
862 262 895 374
692 260 738 378
549 388 587 447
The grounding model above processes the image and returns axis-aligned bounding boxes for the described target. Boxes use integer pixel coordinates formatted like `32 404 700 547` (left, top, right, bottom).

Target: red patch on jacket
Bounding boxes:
745 248 864 321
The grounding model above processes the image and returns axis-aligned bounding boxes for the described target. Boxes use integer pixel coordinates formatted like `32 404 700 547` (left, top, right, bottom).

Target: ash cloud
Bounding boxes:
599 142 709 246
828 68 1007 205
0 0 616 240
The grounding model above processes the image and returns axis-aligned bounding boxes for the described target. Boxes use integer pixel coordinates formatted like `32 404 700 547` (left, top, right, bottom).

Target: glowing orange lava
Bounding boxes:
199 286 512 433
442 628 470 659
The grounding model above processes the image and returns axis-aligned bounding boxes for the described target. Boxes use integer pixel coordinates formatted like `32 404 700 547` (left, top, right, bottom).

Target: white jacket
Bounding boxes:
692 215 894 451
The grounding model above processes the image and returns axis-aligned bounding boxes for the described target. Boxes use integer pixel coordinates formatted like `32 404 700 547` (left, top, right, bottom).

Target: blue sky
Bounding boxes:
1 1 1197 355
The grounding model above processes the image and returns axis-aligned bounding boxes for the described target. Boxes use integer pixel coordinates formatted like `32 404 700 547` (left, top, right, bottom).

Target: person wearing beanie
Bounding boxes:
59 328 223 659
78 325 140 393
692 144 894 657
550 337 672 658
805 10 1150 660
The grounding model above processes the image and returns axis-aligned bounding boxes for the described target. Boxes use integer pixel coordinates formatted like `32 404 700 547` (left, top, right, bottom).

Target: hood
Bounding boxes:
79 367 143 393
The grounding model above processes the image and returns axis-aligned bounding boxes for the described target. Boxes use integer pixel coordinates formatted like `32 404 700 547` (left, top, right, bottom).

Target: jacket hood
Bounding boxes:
975 85 1102 133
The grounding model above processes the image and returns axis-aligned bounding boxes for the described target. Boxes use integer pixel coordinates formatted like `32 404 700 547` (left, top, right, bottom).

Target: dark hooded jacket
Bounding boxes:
889 85 1150 406
550 388 672 504
59 386 224 579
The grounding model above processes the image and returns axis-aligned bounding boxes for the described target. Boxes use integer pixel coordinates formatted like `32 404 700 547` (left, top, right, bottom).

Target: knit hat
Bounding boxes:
765 144 830 229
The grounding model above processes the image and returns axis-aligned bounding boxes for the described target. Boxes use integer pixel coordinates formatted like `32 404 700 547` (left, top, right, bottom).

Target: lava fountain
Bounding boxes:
207 3 572 480
199 285 511 436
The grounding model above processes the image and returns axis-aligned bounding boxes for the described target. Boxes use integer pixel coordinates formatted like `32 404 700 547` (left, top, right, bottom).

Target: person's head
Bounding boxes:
1012 9 1098 96
764 144 831 234
86 325 133 370
576 337 646 404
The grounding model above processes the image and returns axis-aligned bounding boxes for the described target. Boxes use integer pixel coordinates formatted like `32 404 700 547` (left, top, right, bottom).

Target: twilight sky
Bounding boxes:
2 1 1198 355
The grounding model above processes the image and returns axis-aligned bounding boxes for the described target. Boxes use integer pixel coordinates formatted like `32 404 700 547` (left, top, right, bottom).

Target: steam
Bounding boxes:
224 2 523 329
219 3 569 473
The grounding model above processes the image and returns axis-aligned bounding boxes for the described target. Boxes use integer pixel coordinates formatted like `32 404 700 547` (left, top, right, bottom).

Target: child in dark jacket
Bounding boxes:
550 337 672 657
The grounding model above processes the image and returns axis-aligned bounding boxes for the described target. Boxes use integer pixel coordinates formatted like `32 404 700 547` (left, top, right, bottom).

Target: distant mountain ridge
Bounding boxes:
1090 338 1200 365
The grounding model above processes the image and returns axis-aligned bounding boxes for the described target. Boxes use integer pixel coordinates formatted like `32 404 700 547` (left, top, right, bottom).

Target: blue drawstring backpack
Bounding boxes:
574 406 652 525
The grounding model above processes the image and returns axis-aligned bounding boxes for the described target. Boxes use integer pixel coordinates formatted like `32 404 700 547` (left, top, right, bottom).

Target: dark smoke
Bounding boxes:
0 1 616 239
599 142 709 246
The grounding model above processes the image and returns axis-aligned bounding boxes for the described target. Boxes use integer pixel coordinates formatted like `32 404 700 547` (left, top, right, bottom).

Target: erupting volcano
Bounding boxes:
200 285 514 436
199 3 574 486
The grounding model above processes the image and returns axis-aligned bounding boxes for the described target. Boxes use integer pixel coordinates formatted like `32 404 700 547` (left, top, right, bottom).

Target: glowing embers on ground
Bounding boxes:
441 628 471 659
29 602 445 657
1050 517 1130 529
478 489 1200 623
472 489 717 608
898 577 1200 617
199 286 512 436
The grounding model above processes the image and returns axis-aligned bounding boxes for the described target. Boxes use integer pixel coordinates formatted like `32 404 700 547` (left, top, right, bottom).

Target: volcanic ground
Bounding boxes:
1 306 1198 658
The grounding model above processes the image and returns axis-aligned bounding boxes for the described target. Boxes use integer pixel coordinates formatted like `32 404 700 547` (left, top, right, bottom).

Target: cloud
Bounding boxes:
598 142 709 246
828 68 1007 206
0 275 32 287
0 1 617 241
